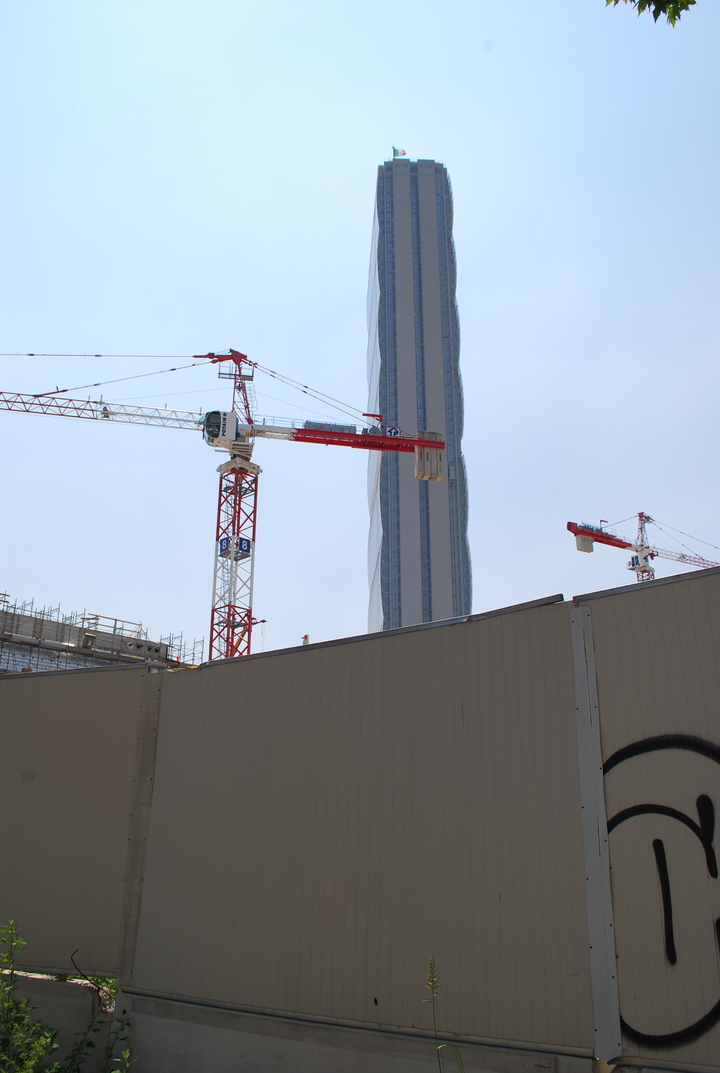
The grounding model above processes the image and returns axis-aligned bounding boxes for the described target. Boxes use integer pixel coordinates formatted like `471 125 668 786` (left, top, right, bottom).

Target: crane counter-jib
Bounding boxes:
566 521 632 551
248 423 445 453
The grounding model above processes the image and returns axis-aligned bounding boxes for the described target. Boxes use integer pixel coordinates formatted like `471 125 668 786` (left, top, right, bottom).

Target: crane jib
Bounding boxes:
0 393 203 430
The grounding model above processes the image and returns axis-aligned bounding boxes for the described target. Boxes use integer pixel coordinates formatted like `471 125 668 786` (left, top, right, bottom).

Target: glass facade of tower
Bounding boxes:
367 159 471 631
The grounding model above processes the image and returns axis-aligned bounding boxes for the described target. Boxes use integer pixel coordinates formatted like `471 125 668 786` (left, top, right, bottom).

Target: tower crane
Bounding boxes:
0 350 445 660
567 512 720 583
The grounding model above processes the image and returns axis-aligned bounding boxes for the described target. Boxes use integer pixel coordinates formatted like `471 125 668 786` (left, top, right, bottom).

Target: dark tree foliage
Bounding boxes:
606 0 696 24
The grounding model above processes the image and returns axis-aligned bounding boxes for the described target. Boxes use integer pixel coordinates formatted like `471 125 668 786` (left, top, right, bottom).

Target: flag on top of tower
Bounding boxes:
392 147 407 158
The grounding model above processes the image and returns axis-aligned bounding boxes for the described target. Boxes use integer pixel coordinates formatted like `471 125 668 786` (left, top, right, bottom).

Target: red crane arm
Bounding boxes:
293 427 444 451
253 423 445 452
566 521 632 551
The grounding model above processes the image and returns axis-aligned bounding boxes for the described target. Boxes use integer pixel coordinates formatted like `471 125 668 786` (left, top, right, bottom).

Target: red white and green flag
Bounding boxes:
392 147 407 158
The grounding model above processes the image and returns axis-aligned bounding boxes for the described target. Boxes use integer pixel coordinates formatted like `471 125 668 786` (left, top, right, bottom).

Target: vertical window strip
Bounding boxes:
435 167 471 616
410 168 427 431
411 166 432 620
377 164 402 629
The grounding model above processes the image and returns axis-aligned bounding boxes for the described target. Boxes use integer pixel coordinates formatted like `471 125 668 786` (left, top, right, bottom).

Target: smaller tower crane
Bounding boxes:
567 512 720 582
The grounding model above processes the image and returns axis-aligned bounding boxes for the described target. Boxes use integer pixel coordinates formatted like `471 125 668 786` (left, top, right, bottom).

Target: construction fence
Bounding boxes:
1 569 719 1070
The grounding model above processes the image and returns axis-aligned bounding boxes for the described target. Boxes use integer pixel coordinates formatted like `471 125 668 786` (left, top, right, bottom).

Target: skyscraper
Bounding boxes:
367 157 471 631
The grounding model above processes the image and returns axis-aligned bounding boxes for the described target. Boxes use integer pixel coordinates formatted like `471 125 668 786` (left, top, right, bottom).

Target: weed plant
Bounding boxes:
424 957 465 1073
0 922 136 1072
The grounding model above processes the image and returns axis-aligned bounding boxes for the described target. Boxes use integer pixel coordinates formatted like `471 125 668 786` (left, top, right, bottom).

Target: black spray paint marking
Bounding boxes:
620 916 720 1049
607 797 718 879
652 839 677 965
603 734 720 775
605 735 720 1048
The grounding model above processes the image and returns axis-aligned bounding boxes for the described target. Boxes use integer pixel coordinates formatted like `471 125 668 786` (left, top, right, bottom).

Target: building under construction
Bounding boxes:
0 593 201 674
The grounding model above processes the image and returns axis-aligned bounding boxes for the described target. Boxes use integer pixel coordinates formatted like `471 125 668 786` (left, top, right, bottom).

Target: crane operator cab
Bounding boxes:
204 410 243 450
204 411 260 475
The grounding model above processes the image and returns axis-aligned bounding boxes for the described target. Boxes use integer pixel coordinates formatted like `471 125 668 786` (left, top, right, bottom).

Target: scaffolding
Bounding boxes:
0 594 203 675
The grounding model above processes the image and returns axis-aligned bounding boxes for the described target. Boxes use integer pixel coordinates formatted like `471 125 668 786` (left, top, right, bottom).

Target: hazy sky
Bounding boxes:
1 0 719 655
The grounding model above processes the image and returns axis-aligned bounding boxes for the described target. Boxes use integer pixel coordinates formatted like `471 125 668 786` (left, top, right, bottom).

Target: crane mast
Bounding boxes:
631 511 655 582
200 351 259 660
0 350 446 660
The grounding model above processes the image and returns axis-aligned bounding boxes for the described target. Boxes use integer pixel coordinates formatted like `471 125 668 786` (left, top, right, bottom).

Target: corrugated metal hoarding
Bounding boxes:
0 664 158 971
1 570 719 1069
587 575 720 1068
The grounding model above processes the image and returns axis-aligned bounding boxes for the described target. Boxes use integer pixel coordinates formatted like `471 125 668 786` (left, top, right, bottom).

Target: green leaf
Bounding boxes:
605 0 696 25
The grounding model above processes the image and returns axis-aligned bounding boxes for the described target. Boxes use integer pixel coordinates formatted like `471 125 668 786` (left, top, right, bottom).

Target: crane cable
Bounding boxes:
21 360 205 398
649 520 720 558
4 352 375 427
600 514 718 559
252 362 368 425
598 515 635 531
0 353 192 357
